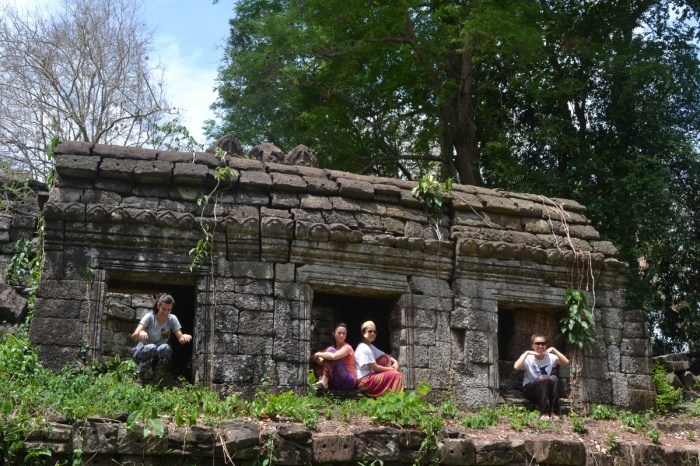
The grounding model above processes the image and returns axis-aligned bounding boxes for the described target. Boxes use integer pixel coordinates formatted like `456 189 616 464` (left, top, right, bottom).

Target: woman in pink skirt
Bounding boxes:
355 320 404 397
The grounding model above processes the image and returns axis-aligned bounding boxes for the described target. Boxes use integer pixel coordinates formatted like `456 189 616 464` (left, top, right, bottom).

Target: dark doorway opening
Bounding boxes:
310 293 395 355
498 306 569 399
107 279 196 382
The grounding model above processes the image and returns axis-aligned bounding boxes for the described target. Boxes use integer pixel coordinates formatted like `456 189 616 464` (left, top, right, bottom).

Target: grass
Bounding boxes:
1 333 699 463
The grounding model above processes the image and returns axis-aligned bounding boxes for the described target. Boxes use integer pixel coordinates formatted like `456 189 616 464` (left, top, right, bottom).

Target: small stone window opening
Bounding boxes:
105 280 196 383
310 293 395 360
497 307 570 402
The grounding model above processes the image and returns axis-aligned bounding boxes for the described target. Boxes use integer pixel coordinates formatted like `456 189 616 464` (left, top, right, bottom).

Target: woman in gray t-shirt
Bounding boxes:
131 293 192 381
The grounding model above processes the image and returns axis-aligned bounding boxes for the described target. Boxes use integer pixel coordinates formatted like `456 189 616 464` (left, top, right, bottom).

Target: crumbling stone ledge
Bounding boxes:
22 418 700 465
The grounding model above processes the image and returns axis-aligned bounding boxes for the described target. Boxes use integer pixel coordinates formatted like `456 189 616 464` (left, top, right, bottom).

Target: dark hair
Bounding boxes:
332 322 348 333
152 293 175 313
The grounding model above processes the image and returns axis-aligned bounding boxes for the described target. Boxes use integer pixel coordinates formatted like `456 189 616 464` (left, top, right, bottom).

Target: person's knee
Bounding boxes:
156 344 173 360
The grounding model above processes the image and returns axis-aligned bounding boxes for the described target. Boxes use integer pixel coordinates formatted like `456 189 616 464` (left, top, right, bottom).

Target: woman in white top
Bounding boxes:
513 333 569 419
354 320 404 397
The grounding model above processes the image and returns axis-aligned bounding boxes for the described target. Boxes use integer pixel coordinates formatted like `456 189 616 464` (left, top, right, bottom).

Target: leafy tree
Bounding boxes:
0 0 187 181
209 0 546 183
212 0 700 350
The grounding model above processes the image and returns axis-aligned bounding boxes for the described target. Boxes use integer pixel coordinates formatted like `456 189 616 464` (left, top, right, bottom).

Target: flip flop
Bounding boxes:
312 382 327 392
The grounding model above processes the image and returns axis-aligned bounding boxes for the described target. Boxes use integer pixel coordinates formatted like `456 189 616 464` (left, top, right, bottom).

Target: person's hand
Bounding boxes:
138 331 148 341
179 334 192 344
524 350 537 356
546 347 557 354
391 360 399 371
313 352 324 364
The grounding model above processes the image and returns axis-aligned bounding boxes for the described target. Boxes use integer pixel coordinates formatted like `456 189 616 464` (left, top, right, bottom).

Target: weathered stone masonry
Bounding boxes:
29 141 654 409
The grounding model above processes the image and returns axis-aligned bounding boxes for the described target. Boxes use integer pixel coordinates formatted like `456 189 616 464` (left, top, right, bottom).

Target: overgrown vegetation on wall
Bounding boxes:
1 334 698 464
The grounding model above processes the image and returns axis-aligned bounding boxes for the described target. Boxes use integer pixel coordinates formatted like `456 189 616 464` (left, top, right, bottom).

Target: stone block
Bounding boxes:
217 421 261 459
474 439 518 465
525 438 586 465
232 261 275 280
271 173 307 193
132 160 173 184
29 317 81 345
173 162 209 185
438 438 476 465
213 354 255 383
167 425 215 452
354 427 400 462
304 176 338 194
408 276 452 297
239 170 272 189
620 338 650 357
271 192 301 208
77 420 120 453
337 178 374 200
214 332 239 353
56 154 99 178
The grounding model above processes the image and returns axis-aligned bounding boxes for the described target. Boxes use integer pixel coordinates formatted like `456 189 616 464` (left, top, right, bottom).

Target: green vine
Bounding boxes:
561 288 595 350
410 174 453 240
188 148 238 271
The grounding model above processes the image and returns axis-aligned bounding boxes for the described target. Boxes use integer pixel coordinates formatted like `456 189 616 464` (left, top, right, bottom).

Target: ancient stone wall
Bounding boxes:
22 418 700 465
28 141 654 409
0 178 45 334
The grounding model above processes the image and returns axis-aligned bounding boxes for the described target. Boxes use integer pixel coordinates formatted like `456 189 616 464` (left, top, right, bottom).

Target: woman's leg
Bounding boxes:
132 342 158 378
523 376 559 416
154 344 173 372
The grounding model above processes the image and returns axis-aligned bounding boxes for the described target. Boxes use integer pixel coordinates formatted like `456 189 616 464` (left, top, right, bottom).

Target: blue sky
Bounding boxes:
143 0 234 144
1 0 235 144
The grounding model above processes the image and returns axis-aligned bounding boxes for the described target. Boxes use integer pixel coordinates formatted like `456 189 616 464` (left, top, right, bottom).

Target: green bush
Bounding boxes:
652 362 684 414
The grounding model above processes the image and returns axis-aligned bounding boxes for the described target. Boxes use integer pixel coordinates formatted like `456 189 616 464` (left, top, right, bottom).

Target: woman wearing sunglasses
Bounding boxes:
513 334 569 419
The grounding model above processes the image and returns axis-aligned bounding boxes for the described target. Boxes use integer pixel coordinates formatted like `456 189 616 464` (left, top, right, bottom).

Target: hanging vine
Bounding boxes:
539 195 598 413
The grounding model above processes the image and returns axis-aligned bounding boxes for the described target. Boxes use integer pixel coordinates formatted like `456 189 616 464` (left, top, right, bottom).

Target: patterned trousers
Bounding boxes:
523 375 560 415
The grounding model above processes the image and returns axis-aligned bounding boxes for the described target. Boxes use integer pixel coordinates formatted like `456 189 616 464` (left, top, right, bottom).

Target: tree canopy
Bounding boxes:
211 0 700 352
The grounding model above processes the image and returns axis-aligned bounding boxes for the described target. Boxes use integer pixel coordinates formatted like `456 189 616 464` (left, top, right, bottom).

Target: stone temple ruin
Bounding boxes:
23 140 653 409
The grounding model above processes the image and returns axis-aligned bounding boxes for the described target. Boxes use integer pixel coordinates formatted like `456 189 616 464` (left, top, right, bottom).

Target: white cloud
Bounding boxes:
152 34 219 146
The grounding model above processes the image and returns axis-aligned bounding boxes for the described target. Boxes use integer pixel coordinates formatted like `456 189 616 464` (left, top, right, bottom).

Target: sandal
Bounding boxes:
312 382 327 392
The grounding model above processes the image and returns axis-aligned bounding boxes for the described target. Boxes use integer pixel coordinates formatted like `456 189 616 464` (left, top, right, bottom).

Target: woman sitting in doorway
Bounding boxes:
131 293 192 382
354 320 404 397
311 322 356 392
513 333 569 419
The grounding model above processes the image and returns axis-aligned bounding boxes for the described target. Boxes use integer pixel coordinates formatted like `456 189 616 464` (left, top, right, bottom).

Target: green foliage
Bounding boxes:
250 390 319 429
647 428 661 444
568 411 587 434
188 149 239 272
211 0 700 350
652 362 684 414
127 406 165 438
460 408 499 429
358 381 438 427
0 334 43 380
607 433 620 455
590 404 619 421
0 181 34 214
411 175 453 240
488 405 541 432
619 411 650 432
4 237 38 288
149 120 204 152
560 288 595 350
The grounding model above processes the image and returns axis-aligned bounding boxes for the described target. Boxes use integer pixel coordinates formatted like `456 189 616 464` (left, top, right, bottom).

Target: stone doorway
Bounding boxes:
497 307 569 400
106 278 196 382
310 293 396 358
